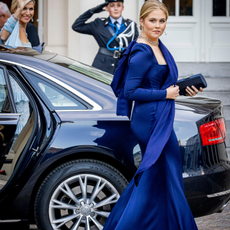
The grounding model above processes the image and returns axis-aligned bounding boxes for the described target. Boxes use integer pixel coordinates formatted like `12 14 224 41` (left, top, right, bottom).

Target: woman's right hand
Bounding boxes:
166 85 180 100
13 0 27 19
90 2 108 14
0 0 26 41
17 0 26 10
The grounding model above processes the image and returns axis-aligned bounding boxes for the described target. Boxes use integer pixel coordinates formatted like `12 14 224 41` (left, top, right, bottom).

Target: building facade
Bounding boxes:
37 0 230 64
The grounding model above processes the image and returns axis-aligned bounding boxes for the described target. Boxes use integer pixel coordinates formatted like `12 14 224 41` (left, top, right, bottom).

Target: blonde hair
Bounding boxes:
10 0 35 14
139 0 168 29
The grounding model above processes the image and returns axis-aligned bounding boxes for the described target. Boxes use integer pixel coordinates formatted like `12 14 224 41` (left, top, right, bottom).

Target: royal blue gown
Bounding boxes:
104 42 198 230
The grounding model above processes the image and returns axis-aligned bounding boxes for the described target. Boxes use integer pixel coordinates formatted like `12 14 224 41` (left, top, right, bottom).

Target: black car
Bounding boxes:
0 47 229 230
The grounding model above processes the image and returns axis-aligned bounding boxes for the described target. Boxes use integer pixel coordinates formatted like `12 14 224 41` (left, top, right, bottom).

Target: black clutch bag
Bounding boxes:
176 73 207 96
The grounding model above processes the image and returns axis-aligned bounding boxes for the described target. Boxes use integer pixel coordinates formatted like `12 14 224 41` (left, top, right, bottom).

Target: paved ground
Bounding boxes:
195 203 230 230
0 204 229 229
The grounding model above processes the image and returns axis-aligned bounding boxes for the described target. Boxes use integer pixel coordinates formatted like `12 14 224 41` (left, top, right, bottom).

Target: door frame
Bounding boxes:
37 0 44 43
0 64 42 209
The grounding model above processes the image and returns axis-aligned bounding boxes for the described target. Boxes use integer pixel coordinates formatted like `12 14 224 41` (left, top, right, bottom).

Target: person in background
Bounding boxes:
0 0 40 48
0 2 11 31
72 0 139 75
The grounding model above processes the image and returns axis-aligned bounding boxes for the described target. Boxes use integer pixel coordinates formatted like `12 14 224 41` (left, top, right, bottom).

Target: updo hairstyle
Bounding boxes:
139 0 169 30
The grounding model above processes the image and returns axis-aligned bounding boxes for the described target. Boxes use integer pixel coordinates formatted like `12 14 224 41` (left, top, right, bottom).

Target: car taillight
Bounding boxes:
199 118 226 146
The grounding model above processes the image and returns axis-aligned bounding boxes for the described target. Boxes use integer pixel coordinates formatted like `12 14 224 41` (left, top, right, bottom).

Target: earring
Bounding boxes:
31 18 34 22
140 25 143 30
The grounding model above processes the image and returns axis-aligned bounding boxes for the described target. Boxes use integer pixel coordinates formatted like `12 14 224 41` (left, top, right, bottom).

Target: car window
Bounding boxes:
48 55 113 85
38 82 81 108
0 68 12 113
25 70 89 110
9 75 30 135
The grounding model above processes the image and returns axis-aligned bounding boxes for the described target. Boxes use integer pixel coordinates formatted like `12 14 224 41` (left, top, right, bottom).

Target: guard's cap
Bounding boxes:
105 0 124 3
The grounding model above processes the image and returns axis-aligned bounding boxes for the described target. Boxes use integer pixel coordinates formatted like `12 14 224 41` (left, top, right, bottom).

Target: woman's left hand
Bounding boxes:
185 86 203 97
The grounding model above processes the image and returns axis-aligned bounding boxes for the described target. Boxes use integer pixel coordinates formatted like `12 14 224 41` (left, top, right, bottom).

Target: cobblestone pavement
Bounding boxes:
29 204 230 229
195 203 230 230
0 204 229 229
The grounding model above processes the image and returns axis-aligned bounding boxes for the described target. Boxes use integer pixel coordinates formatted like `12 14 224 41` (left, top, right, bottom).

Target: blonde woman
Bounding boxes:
0 0 35 48
104 1 200 229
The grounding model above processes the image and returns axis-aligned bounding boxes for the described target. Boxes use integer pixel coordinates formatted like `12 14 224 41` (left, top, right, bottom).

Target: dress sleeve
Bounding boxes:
26 23 40 47
0 15 17 43
124 45 167 102
2 15 16 33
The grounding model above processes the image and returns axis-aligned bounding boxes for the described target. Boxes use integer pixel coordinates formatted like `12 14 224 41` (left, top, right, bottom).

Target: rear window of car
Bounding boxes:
48 55 113 86
24 70 92 111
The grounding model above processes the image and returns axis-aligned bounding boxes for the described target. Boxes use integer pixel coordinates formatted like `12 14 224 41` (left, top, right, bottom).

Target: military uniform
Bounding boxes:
72 1 138 74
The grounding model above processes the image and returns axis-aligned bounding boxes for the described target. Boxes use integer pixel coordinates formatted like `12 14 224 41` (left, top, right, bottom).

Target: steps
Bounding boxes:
177 63 230 155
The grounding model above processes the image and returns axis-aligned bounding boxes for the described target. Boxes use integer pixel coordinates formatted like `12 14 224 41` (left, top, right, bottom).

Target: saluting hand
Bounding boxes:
166 85 180 100
90 2 108 14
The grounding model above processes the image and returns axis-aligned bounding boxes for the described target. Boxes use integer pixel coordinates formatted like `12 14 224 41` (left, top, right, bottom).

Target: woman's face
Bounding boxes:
105 2 124 20
19 1 34 24
140 9 167 42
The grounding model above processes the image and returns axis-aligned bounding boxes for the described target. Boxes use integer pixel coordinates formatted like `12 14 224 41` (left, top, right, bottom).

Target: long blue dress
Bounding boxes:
104 42 198 230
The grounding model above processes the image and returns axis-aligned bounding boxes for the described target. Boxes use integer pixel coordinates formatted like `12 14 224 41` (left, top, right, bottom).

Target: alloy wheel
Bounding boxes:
49 174 120 230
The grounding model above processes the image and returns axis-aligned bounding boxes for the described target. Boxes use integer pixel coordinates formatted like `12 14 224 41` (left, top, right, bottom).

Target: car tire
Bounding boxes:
34 159 128 230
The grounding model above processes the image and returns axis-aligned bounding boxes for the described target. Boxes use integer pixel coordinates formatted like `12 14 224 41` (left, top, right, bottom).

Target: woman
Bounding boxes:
0 0 34 134
104 1 201 229
0 0 35 48
72 0 138 74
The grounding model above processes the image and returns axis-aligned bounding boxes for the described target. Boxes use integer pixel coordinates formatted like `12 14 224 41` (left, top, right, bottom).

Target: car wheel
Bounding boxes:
34 159 128 230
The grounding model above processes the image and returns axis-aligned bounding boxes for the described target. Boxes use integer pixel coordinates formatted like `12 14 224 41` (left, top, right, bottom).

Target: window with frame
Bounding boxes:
25 70 91 111
213 0 230 16
8 73 30 135
0 68 12 113
153 0 193 16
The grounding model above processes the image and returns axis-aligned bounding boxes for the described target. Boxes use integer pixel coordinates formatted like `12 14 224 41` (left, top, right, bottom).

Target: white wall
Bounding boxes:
44 0 68 56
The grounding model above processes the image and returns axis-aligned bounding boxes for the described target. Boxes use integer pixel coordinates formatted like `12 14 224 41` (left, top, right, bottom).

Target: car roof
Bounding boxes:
0 46 219 115
0 46 57 60
0 46 116 111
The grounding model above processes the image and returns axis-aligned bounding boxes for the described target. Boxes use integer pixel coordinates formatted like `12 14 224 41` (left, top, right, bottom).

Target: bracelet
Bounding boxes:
12 14 19 21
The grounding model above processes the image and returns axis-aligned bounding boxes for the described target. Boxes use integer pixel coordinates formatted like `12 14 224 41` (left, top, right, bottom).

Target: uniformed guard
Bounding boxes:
72 0 139 74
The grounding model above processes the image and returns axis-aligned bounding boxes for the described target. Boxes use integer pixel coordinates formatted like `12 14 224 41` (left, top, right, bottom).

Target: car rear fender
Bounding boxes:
28 145 134 222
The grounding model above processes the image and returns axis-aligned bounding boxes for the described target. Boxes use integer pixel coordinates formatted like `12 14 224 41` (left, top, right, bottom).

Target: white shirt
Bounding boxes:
110 16 123 30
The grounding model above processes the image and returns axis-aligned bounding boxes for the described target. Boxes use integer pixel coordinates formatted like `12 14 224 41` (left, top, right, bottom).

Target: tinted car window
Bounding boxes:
0 68 12 113
25 70 89 110
9 74 30 135
48 55 113 85
38 82 81 108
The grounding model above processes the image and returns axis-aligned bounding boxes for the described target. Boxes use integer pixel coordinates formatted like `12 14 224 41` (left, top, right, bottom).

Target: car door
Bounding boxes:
0 65 20 174
0 63 50 214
